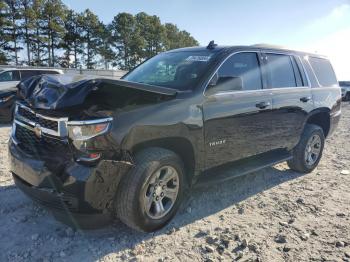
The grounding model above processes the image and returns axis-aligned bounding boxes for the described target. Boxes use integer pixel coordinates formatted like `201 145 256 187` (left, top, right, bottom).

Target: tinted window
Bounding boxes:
39 70 60 75
265 54 297 88
309 57 338 86
213 52 262 91
339 81 350 87
20 70 40 80
0 70 20 82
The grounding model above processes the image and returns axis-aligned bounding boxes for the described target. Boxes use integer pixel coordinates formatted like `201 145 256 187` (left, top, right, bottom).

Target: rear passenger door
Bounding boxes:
262 52 314 151
203 52 274 169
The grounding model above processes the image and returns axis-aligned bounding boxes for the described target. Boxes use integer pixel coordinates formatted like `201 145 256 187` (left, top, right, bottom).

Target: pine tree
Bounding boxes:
30 0 47 65
111 13 144 70
135 12 165 58
0 1 11 64
4 0 23 65
41 0 66 66
20 0 34 65
61 9 83 68
79 9 103 69
98 24 115 69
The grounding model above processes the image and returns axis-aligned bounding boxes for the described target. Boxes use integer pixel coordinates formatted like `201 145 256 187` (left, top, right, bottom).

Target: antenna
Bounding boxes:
207 40 217 50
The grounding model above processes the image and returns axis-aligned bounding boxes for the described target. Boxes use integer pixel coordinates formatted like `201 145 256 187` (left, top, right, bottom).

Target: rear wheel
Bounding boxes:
115 148 185 232
287 124 325 173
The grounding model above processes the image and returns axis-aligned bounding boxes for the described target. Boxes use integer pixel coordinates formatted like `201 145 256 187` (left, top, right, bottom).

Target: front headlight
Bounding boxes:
67 119 112 141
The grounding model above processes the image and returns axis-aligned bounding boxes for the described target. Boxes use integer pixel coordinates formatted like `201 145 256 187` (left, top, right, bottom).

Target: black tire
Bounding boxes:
115 147 185 232
287 124 325 173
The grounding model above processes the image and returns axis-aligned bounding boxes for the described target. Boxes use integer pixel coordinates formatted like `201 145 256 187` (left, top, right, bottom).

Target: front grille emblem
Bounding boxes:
33 124 42 138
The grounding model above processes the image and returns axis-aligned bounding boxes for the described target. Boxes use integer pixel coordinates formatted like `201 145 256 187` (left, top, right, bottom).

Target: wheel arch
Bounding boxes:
305 108 331 137
131 137 197 185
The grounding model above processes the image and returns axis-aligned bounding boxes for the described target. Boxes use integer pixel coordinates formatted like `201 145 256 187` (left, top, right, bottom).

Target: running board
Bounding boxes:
195 150 292 187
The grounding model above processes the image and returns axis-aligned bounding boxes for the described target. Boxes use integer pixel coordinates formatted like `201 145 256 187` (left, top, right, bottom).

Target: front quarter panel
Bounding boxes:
109 94 205 172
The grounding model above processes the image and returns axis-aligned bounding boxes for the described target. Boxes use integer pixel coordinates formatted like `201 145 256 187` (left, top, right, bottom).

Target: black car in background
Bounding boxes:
339 81 350 101
9 44 341 232
0 68 63 122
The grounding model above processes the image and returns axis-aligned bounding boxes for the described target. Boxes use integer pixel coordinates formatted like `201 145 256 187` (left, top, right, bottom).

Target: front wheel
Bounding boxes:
115 148 185 232
287 124 325 173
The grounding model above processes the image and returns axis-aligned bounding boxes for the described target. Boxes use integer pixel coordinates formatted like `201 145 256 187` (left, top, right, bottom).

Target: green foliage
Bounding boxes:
78 9 103 69
0 1 199 70
3 0 23 65
60 9 83 68
0 1 11 63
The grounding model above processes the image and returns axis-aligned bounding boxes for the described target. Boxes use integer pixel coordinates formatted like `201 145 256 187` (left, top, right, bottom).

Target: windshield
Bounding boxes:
124 51 215 91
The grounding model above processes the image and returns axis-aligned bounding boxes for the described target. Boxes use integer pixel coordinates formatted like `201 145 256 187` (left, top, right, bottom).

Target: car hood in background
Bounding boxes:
17 74 177 110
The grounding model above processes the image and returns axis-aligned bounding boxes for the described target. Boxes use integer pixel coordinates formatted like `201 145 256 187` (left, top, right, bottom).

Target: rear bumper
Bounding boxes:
9 138 133 228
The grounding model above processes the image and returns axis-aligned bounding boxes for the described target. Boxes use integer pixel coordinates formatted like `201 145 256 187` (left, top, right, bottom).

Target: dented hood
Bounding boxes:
17 74 177 110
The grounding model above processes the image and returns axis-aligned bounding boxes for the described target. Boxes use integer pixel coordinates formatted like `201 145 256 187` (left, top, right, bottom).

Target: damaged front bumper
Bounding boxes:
9 133 133 229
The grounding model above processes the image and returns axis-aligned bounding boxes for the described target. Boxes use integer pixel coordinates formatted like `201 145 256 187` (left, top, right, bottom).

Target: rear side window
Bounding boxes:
265 54 297 88
215 52 263 91
20 70 40 80
39 70 60 75
0 70 20 82
308 57 337 86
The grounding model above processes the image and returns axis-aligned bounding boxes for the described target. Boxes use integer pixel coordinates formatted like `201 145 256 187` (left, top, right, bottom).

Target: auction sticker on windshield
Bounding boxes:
186 56 211 62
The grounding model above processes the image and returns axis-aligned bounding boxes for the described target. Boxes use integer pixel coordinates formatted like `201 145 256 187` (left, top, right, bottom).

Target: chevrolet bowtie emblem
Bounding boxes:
33 124 42 138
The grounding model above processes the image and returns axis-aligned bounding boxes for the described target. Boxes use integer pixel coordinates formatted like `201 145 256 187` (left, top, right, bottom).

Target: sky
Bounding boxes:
63 0 350 80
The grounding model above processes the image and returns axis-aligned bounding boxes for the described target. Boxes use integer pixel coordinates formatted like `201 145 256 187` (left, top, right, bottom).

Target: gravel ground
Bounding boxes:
0 103 349 262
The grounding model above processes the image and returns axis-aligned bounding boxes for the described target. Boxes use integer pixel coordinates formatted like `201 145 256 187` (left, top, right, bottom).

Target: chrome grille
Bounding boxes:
12 103 70 155
17 106 58 131
14 124 69 155
14 103 68 137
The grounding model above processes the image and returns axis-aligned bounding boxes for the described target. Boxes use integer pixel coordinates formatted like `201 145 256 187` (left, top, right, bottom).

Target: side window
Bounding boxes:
308 57 338 87
40 70 60 75
210 52 262 93
20 70 39 81
265 54 297 88
0 71 20 82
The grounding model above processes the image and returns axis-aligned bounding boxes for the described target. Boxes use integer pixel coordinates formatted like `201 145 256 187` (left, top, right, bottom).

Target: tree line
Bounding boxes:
0 0 199 70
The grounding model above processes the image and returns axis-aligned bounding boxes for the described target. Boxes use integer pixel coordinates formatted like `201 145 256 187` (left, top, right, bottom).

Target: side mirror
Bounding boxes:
207 75 243 95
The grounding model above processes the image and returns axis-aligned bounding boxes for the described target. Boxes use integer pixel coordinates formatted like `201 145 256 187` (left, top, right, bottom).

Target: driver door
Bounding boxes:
203 52 274 169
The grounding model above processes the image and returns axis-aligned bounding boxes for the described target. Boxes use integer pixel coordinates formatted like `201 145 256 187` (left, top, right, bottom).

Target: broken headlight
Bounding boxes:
67 118 112 141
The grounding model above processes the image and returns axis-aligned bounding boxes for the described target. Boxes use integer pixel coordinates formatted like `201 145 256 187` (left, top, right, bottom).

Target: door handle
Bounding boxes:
255 101 271 109
300 96 311 102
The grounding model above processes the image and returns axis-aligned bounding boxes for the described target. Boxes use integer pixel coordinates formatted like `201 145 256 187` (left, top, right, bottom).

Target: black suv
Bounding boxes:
9 44 341 232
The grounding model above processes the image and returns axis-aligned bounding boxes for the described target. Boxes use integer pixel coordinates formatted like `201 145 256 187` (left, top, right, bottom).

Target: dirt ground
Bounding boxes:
0 103 349 262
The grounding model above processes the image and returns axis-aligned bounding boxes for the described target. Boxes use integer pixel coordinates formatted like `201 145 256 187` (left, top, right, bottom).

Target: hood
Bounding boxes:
17 74 177 110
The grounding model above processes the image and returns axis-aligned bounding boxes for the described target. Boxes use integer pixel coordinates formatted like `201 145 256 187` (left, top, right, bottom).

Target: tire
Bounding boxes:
287 124 325 173
115 147 185 232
